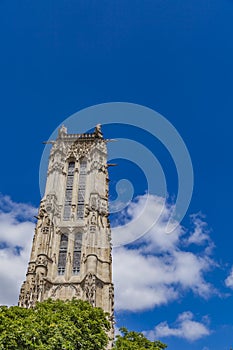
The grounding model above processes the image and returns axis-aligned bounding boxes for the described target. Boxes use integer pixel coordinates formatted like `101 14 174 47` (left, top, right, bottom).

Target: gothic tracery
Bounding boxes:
19 125 114 347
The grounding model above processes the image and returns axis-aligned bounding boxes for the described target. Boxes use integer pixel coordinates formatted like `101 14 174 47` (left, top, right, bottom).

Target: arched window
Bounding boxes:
72 233 82 275
63 161 75 220
77 159 87 219
58 234 68 275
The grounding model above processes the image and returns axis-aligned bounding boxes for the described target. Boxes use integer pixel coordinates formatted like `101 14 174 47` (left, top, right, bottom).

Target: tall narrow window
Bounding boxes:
77 160 87 219
72 233 82 274
63 161 75 220
58 234 68 275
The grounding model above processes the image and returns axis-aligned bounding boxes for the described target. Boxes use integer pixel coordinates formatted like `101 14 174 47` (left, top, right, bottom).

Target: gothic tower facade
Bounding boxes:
19 125 114 336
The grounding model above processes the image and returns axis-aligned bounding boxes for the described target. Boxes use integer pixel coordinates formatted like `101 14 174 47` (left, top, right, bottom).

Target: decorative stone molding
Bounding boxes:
19 125 114 348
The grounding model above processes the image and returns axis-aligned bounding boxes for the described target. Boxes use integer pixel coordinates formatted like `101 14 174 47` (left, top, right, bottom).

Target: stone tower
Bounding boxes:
19 125 114 338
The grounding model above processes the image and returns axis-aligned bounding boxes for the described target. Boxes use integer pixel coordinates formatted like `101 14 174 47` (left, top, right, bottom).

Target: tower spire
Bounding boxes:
19 126 114 346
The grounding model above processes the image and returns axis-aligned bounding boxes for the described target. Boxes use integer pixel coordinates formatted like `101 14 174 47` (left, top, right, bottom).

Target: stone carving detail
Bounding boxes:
88 210 96 233
50 287 56 298
99 198 108 215
18 272 45 308
90 156 106 173
52 253 57 263
66 140 94 160
91 160 99 171
90 225 96 233
84 273 96 306
89 194 108 215
50 285 62 298
35 272 45 302
36 204 52 233
86 195 109 232
94 124 103 138
49 284 82 300
18 281 28 307
45 194 61 218
48 161 64 174
109 284 114 312
36 255 48 267
75 285 82 298
27 263 36 274
18 126 114 348
58 125 67 138
90 212 97 225
96 279 103 289
66 143 78 159
90 194 99 210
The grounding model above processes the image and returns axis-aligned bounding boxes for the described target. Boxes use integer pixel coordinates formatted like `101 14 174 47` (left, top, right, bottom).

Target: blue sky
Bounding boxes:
0 1 233 349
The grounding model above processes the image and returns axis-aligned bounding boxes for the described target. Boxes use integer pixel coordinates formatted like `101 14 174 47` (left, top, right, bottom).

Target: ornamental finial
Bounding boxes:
58 125 67 138
94 124 103 138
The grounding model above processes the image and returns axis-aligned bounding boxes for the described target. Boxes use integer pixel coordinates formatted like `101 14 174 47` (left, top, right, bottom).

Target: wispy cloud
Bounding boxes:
0 194 37 221
145 311 211 341
225 266 233 289
113 194 216 311
187 213 211 245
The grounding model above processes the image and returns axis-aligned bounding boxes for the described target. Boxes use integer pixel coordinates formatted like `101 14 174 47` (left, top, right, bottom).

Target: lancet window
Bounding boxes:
72 233 82 275
77 159 87 219
63 161 75 220
58 233 68 275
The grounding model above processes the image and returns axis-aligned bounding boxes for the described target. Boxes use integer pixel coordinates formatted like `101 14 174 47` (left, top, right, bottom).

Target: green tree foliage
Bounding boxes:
113 327 167 350
0 299 110 350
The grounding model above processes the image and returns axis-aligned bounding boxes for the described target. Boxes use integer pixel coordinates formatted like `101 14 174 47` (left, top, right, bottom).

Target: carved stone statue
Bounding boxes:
94 124 103 138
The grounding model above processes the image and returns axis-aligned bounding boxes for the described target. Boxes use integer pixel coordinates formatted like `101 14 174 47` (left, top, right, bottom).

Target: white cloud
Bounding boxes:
113 194 216 311
0 193 216 313
0 194 36 305
0 194 37 220
225 266 233 289
113 247 178 311
145 311 211 341
187 213 212 246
